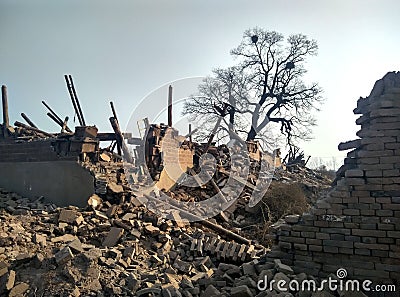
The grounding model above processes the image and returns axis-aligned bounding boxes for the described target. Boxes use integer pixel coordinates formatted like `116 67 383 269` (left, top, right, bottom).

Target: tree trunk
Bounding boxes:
246 126 257 141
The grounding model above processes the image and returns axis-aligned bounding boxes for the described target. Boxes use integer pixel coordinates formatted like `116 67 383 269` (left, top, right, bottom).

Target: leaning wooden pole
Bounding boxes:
168 85 173 127
68 75 86 126
109 117 133 163
64 75 83 126
21 113 38 128
110 101 118 121
2 85 9 138
42 101 63 125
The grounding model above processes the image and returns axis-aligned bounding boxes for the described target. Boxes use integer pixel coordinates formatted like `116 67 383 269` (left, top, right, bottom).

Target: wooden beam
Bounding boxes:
21 113 38 128
2 85 9 138
14 121 54 138
168 85 172 127
109 117 133 163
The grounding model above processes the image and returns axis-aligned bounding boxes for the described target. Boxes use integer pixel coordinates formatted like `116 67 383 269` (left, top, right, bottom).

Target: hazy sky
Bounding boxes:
1 0 399 167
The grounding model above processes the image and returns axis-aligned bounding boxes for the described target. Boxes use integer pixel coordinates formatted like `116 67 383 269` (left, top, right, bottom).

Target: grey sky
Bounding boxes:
1 0 399 165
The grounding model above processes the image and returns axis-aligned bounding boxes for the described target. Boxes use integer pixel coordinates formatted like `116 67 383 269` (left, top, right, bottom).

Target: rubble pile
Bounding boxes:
1 183 367 297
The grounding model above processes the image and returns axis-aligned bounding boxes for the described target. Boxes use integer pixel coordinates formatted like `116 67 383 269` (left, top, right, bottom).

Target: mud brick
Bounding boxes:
320 228 351 235
208 237 217 253
374 197 391 204
329 234 344 241
300 231 315 238
292 225 319 232
354 243 389 250
33 233 47 246
354 249 370 256
313 208 327 215
383 203 400 210
360 209 375 215
190 239 197 252
291 231 300 237
377 223 395 230
343 209 360 216
279 236 305 243
354 269 389 278
358 157 379 165
383 184 400 191
0 269 15 291
51 234 78 243
309 245 322 252
230 285 253 297
323 246 338 253
345 236 360 242
354 184 383 191
338 248 353 254
376 210 394 216
316 233 330 240
243 245 254 261
68 238 84 253
221 241 229 259
326 197 343 204
55 246 74 265
352 229 386 237
380 156 400 164
293 243 307 251
314 220 329 228
382 169 400 176
144 225 160 235
377 238 395 244
323 240 353 248
8 283 29 297
345 169 364 177
58 209 84 225
102 227 124 247
242 262 256 276
387 231 400 238
278 241 291 249
229 242 238 259
362 237 376 244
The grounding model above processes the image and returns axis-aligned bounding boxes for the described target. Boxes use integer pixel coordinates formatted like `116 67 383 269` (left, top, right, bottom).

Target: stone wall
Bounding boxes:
267 72 400 285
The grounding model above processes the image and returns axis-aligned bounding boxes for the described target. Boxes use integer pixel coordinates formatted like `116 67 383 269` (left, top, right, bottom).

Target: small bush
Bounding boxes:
261 182 309 222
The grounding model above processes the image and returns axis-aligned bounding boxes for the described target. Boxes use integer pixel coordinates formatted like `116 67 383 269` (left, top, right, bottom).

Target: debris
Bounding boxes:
102 227 124 247
55 247 74 265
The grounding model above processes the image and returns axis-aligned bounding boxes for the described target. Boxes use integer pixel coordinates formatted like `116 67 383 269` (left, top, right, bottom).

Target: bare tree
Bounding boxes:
183 27 323 149
183 66 252 143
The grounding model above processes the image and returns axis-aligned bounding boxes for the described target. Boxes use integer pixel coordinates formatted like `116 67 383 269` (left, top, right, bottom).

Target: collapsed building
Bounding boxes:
0 73 398 296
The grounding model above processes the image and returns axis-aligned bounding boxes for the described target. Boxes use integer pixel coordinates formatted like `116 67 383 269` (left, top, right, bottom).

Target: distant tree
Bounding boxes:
183 27 323 149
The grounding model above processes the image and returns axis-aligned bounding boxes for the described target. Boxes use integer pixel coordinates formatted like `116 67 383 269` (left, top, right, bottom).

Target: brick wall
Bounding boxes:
0 140 60 162
161 127 194 172
267 72 400 285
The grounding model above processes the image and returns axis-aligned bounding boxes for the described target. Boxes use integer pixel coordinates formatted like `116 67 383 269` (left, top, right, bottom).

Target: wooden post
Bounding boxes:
2 85 9 138
168 85 172 127
110 101 118 121
64 75 84 126
68 75 86 126
21 113 38 128
41 100 72 132
109 117 133 163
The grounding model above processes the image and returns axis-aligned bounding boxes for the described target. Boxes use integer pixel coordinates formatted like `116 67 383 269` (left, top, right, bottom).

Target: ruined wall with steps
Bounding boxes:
266 72 400 285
